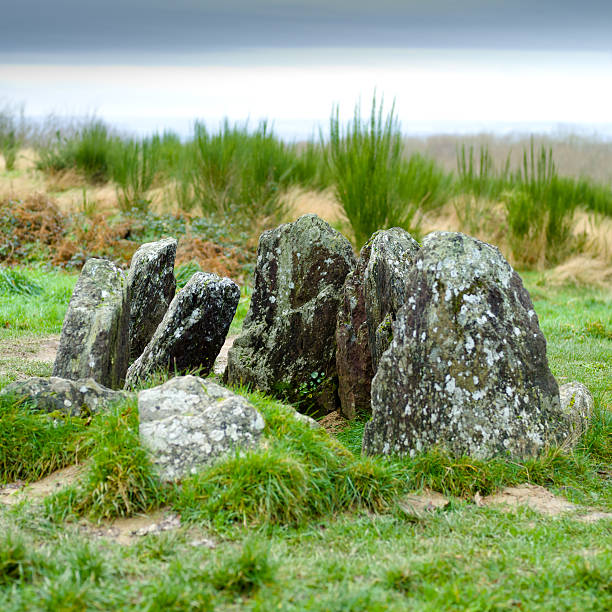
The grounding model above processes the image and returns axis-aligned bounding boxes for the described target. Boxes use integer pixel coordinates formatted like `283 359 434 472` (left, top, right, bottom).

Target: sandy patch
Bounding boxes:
482 484 612 522
0 334 59 364
0 464 86 506
398 491 450 517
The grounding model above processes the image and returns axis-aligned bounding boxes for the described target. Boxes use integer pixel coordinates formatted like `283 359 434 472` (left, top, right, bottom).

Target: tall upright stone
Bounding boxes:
127 238 177 361
364 228 420 370
125 272 239 389
53 258 129 389
363 232 569 459
335 239 374 420
224 214 355 415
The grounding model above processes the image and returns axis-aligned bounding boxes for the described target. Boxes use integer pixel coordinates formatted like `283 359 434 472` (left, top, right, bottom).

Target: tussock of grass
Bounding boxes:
175 392 403 526
0 532 38 586
0 394 86 483
209 537 277 595
46 400 168 521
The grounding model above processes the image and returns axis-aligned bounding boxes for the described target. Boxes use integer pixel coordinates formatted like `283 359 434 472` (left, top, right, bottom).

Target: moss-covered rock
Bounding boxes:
363 231 569 459
53 258 129 389
364 228 420 370
224 214 355 415
125 272 239 388
127 238 177 362
335 238 374 419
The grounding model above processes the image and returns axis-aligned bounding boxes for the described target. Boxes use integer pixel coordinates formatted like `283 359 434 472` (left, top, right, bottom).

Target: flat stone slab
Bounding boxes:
1 376 132 416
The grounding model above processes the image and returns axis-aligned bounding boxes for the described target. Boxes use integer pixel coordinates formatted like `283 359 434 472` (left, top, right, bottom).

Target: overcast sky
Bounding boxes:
2 1 612 138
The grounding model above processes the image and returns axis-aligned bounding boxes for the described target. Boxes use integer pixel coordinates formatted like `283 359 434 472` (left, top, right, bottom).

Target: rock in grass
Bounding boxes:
53 258 130 389
335 239 374 420
125 272 239 388
127 238 177 362
363 231 569 460
1 376 132 417
224 214 355 415
138 376 265 482
364 227 420 370
559 381 594 448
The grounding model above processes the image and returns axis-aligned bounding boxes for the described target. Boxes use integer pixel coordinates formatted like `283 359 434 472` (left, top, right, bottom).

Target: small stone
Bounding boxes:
125 272 239 389
53 258 130 389
138 376 265 482
559 381 594 448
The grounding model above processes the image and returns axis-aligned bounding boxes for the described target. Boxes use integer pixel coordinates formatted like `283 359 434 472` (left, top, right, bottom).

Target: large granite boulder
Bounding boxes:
1 376 132 417
559 381 594 448
138 376 265 482
224 214 355 415
53 258 130 389
127 238 177 361
364 228 420 370
125 272 239 388
363 232 569 459
335 239 374 420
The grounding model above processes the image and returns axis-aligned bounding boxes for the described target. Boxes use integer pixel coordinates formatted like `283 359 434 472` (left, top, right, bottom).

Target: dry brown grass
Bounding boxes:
403 134 612 185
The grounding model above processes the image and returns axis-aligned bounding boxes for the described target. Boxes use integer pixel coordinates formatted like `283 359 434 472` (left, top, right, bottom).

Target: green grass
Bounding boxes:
0 394 86 483
0 250 610 609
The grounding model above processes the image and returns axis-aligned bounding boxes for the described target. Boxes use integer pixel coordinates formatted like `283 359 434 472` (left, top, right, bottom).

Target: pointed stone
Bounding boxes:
124 272 239 388
127 238 177 361
224 214 355 415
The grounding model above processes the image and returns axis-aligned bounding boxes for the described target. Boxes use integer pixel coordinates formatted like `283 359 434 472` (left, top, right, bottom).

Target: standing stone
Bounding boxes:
138 376 265 482
125 272 239 388
559 381 594 448
363 232 569 459
53 258 129 389
335 239 374 420
224 214 355 415
364 228 420 370
127 238 177 361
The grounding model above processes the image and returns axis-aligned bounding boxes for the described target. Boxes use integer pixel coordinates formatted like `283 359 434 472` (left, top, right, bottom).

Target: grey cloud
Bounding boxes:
1 0 611 58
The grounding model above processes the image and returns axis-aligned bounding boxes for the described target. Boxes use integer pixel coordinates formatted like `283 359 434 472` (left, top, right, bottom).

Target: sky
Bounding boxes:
1 1 612 139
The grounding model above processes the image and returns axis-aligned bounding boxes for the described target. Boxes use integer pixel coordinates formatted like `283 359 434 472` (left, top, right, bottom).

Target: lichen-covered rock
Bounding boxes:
53 258 129 389
363 231 568 459
127 238 177 361
138 376 265 482
1 376 132 416
364 228 420 370
335 239 374 419
224 214 355 415
559 381 594 448
125 272 239 389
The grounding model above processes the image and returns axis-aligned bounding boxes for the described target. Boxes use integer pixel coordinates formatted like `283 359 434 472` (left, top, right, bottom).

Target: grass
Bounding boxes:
0 394 86 483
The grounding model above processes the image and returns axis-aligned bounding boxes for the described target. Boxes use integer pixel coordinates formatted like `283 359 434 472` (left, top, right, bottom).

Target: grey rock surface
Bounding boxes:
363 231 568 460
364 228 420 370
559 381 594 448
138 376 265 482
224 214 355 415
53 258 130 389
125 272 239 389
1 376 132 416
127 238 177 362
335 238 374 419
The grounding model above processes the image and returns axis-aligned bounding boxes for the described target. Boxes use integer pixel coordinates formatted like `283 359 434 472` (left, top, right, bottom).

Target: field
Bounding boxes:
0 104 610 610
